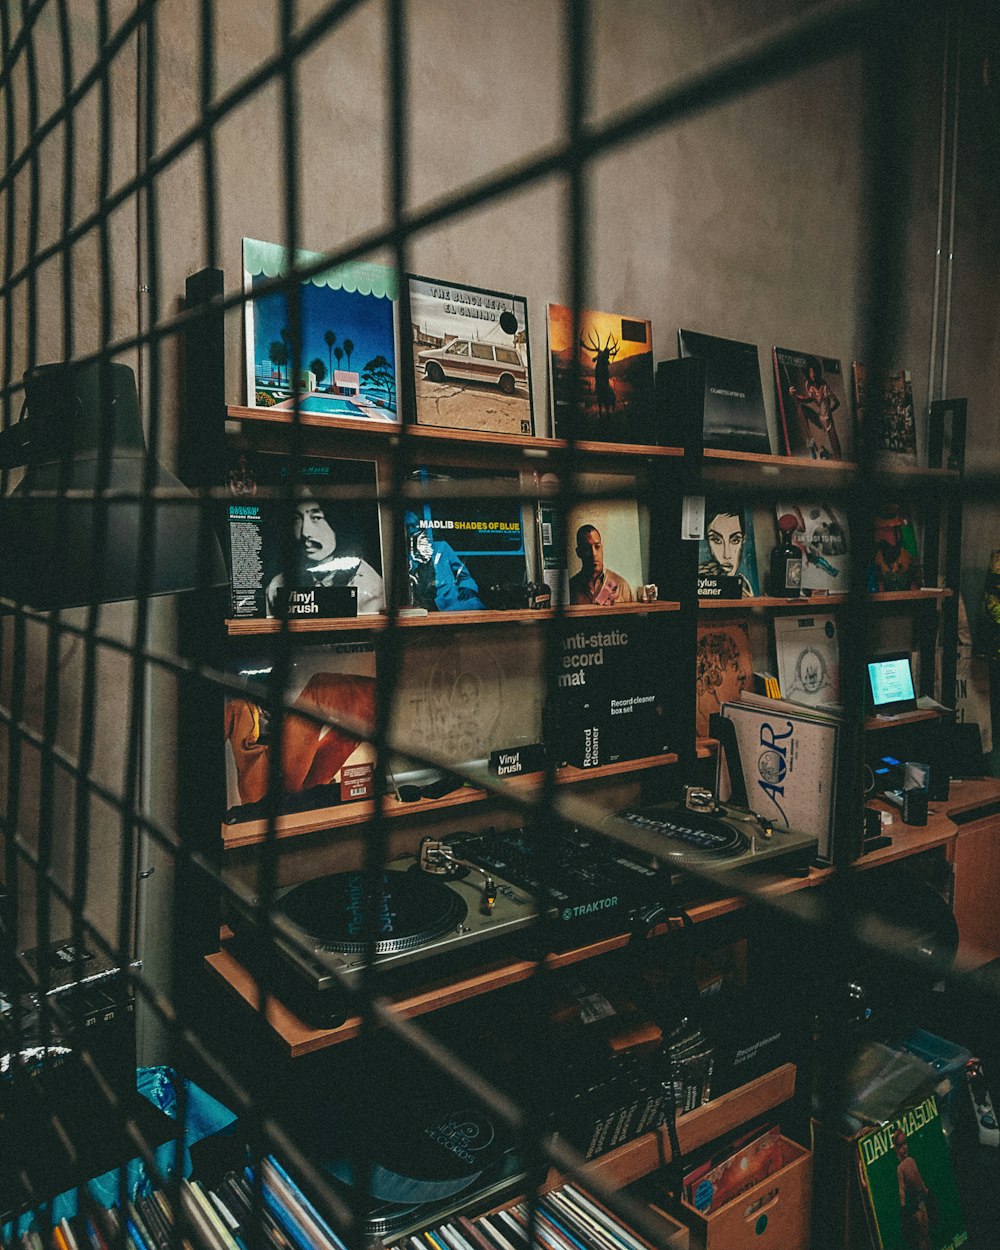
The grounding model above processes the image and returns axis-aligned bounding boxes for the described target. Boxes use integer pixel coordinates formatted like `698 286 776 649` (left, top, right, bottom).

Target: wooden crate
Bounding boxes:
677 1136 812 1250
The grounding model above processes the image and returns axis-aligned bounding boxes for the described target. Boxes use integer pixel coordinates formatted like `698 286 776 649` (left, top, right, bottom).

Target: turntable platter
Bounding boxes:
277 868 468 955
614 806 752 858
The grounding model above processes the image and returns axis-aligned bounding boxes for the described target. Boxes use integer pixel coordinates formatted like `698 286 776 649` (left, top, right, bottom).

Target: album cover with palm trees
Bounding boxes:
243 237 399 423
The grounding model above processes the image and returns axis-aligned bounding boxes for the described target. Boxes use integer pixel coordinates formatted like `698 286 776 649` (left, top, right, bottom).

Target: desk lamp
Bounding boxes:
0 361 227 609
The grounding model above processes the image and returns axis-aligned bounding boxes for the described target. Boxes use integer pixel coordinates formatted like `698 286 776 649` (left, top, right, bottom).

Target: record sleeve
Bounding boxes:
406 275 533 435
696 619 752 738
852 362 919 468
225 451 384 620
773 347 852 462
775 500 850 595
698 497 759 598
678 328 770 453
772 613 841 711
223 642 377 823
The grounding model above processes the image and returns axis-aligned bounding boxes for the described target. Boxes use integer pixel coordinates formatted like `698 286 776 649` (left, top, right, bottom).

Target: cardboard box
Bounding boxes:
678 1136 812 1250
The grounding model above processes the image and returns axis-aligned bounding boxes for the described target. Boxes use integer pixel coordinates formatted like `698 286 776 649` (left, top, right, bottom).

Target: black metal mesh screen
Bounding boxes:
1 0 998 1246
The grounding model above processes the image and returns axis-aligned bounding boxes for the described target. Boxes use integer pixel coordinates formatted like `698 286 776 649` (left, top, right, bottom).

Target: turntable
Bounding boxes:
229 847 540 1027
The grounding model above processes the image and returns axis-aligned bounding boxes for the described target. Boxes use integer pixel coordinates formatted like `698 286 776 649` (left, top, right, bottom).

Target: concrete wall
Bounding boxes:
2 1 998 1062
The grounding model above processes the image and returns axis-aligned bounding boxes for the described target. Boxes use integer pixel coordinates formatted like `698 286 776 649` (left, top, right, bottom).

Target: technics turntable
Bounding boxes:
229 842 540 1027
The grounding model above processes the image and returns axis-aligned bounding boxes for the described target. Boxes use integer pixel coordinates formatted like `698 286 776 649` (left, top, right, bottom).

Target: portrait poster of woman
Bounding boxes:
696 619 752 737
698 498 760 597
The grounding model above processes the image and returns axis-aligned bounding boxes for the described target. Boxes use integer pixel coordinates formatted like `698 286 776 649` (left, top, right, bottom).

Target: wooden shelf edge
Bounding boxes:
221 753 680 848
226 405 683 460
698 588 950 610
702 448 958 479
225 602 681 635
550 1063 798 1191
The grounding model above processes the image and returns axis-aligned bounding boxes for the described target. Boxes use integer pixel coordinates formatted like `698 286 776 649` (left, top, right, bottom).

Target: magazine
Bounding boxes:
406 275 534 435
225 451 384 619
773 347 853 462
772 613 841 711
775 501 850 594
224 643 377 823
242 236 398 421
698 497 759 598
851 363 919 468
547 304 655 443
677 329 770 453
405 466 528 611
696 619 752 738
856 1095 967 1250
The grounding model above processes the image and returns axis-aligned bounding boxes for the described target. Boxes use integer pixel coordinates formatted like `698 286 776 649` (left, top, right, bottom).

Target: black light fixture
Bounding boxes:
0 361 227 610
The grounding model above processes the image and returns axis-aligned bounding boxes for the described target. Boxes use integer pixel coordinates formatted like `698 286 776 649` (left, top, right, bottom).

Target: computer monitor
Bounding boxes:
867 651 917 715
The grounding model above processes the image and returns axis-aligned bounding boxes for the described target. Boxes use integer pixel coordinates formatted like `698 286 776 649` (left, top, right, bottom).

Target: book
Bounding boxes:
547 616 674 768
677 328 770 453
851 362 919 467
696 618 752 738
405 466 528 611
697 497 759 598
242 236 398 421
547 304 655 443
224 642 377 822
772 613 841 710
225 450 384 619
406 275 534 435
871 505 922 592
773 347 853 461
774 501 850 594
717 697 840 860
856 1095 967 1250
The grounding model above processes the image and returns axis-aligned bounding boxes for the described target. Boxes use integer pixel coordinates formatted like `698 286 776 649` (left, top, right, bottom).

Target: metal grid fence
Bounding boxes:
1 0 996 1246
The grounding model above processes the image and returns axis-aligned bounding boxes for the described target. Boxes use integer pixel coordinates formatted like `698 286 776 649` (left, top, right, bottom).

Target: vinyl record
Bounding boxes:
327 1099 507 1204
277 867 467 954
616 805 752 859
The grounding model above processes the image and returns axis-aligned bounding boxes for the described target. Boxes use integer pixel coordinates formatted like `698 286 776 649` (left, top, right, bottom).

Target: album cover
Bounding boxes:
856 1096 966 1250
775 501 850 594
696 619 752 738
225 451 384 619
547 616 674 768
717 698 839 861
698 497 759 598
773 347 853 462
405 466 528 611
547 304 655 443
547 473 644 607
224 643 377 823
243 236 398 421
852 363 919 468
772 613 841 711
406 275 533 435
677 329 770 453
871 505 922 592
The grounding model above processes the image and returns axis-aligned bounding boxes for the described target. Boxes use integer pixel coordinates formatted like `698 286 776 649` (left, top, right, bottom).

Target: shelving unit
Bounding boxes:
697 588 951 611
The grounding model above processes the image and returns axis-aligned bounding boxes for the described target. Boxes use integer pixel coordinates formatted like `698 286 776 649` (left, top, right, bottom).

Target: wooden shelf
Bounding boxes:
222 752 680 848
206 782 1000 1056
225 601 681 636
698 588 951 610
864 707 950 731
562 1063 797 1191
227 405 683 462
701 447 959 480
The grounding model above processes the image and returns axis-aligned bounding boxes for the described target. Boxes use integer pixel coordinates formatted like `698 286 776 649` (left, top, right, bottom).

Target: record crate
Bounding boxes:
670 1136 812 1250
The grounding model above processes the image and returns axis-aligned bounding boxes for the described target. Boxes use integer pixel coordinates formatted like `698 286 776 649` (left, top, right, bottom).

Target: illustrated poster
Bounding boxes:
696 619 752 738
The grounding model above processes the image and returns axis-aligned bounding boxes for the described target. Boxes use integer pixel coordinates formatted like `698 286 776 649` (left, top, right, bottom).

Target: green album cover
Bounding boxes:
856 1095 967 1250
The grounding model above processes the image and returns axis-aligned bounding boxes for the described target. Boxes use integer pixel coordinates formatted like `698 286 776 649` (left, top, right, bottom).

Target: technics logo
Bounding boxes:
561 896 619 922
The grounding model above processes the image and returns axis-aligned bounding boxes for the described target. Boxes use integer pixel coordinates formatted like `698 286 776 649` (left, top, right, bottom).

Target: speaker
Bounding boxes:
902 787 928 827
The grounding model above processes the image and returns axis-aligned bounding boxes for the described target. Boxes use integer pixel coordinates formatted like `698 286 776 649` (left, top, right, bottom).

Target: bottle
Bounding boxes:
770 514 802 597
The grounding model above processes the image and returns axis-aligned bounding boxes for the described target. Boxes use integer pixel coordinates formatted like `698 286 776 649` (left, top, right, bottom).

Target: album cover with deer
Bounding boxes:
677 328 771 454
547 304 655 443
